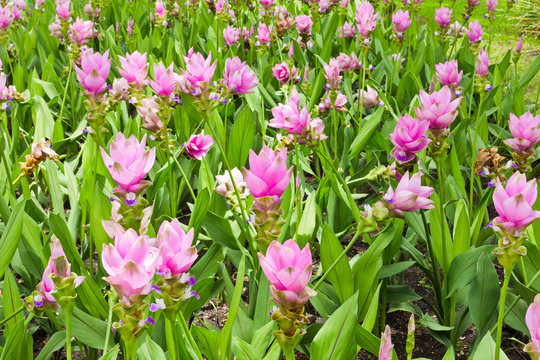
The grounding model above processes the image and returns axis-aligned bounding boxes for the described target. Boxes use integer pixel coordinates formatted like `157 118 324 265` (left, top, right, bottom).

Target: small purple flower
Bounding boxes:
33 298 44 308
485 84 493 91
188 276 197 286
151 284 162 294
145 316 155 325
125 192 137 206
191 290 200 300
150 298 166 312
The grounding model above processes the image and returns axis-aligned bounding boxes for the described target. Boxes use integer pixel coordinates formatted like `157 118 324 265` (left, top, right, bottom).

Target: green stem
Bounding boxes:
284 347 296 360
58 64 72 127
165 130 177 218
468 93 484 220
494 266 513 360
294 137 301 239
0 307 24 326
123 336 138 360
65 309 73 360
420 211 444 320
165 314 179 360
102 292 115 353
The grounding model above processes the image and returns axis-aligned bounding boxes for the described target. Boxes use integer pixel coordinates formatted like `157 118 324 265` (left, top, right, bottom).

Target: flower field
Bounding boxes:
0 0 539 359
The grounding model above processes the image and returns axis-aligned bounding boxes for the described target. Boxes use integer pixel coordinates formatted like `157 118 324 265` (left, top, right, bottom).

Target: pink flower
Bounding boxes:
415 86 462 130
272 62 298 85
223 25 240 46
118 51 148 88
355 1 377 38
215 168 248 196
526 294 540 353
69 18 94 46
259 0 274 9
335 53 352 72
504 112 540 154
223 56 258 94
243 146 292 199
11 5 22 20
183 51 217 89
155 0 166 17
338 21 355 39
242 25 254 41
517 35 523 51
434 7 452 27
185 134 214 160
136 96 163 132
465 20 483 43
0 6 10 29
319 92 348 112
270 86 312 134
435 60 462 87
492 172 540 235
475 49 489 76
157 220 197 278
323 59 341 90
295 15 313 34
360 85 380 107
392 9 411 34
101 133 156 193
486 0 497 12
148 62 177 96
74 50 111 95
379 326 394 360
258 239 316 306
102 229 160 305
390 115 431 163
384 172 435 215
257 22 271 44
55 0 71 19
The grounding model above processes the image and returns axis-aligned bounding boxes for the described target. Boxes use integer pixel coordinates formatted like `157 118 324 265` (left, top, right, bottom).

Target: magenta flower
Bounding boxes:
183 51 216 89
355 1 377 38
492 172 540 235
434 7 452 27
0 6 8 28
258 239 316 306
415 86 462 130
55 0 71 19
392 10 411 34
243 146 292 200
295 15 313 34
338 21 355 39
11 5 22 20
465 20 483 43
69 18 93 45
323 59 341 90
102 229 160 305
257 22 271 44
475 49 489 76
379 326 394 360
155 0 166 17
435 60 462 87
223 25 240 46
270 86 311 134
223 56 258 94
118 51 148 88
390 115 431 163
487 0 497 12
156 220 197 278
74 50 111 95
517 36 523 51
259 0 274 9
525 295 540 355
148 62 177 97
185 134 214 160
504 112 540 154
101 133 156 194
272 62 298 85
384 172 435 216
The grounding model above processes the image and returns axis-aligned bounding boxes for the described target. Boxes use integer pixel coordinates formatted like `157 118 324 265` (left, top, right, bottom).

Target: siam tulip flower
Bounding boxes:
155 0 166 18
156 220 197 278
11 5 22 20
360 85 381 107
215 168 249 197
335 53 353 72
475 49 489 76
383 172 435 216
392 9 411 34
102 229 160 305
242 25 254 41
504 112 540 154
525 294 540 358
136 96 163 132
415 86 462 131
379 326 394 360
486 0 497 12
355 1 377 38
118 51 148 88
184 134 214 160
434 7 452 27
183 51 217 89
323 59 341 90
516 35 523 51
435 60 462 87
259 0 274 9
15 0 26 10
389 115 431 163
465 20 483 43
337 21 355 39
148 62 177 96
272 62 298 85
257 22 271 45
55 0 71 19
295 15 313 34
223 25 240 46
258 239 316 306
101 133 156 195
215 0 228 14
109 78 130 101
319 0 329 13
492 172 540 235
74 50 111 95
0 6 12 28
69 18 94 45
319 92 348 112
222 56 258 94
340 0 349 6
243 146 292 200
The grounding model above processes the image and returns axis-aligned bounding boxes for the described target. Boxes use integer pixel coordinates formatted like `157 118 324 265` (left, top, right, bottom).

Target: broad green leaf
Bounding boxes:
98 345 120 360
297 191 318 247
2 269 23 336
445 246 493 298
470 333 508 360
349 107 384 158
320 225 354 303
0 200 25 278
138 333 167 360
35 331 66 360
227 107 255 168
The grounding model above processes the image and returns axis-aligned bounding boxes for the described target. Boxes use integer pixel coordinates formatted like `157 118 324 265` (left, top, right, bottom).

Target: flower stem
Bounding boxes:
165 130 177 218
0 306 23 326
102 292 115 353
495 265 512 360
284 347 296 360
65 309 73 360
165 313 179 360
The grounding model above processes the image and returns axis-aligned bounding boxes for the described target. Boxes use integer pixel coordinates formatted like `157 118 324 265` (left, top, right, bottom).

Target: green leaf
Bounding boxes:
452 200 470 257
2 269 23 336
191 326 220 360
519 55 540 88
349 107 384 158
98 345 120 360
227 106 255 168
320 225 354 303
188 188 211 237
297 192 318 247
380 261 415 279
35 331 66 360
33 95 55 141
311 292 358 360
468 252 500 337
445 246 493 298
44 159 64 217
470 333 508 360
0 200 25 278
68 307 114 349
138 333 167 360
0 319 25 360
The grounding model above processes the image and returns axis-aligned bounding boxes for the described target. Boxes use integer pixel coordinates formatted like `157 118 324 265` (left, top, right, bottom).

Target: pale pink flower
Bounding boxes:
148 62 177 96
360 85 380 108
185 134 214 160
118 51 148 88
69 18 94 45
392 9 411 34
355 1 377 38
243 146 292 200
379 326 394 360
223 56 258 94
465 20 483 43
390 115 431 163
384 172 435 216
475 49 489 76
338 21 355 39
74 50 111 95
415 86 462 130
504 112 540 154
525 294 540 354
272 62 298 85
295 15 313 34
136 97 163 132
223 25 240 46
157 220 197 278
257 22 271 44
0 6 12 28
434 7 452 27
183 51 217 89
435 60 462 87
323 59 341 89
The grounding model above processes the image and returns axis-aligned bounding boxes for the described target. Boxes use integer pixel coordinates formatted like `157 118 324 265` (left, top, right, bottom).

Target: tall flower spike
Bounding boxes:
379 326 394 360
